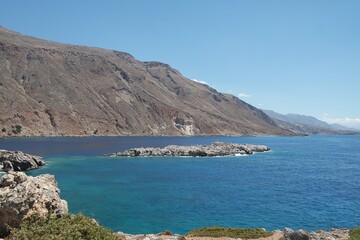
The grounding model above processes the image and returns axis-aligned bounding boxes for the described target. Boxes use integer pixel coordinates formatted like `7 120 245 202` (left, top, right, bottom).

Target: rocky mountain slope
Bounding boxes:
0 26 293 137
263 110 360 135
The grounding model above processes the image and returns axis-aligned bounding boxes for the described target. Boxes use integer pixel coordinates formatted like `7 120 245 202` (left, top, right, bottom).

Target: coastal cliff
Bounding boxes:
0 26 294 137
0 171 68 237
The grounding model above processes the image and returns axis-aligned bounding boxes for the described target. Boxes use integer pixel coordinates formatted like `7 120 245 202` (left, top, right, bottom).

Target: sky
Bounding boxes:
1 1 360 128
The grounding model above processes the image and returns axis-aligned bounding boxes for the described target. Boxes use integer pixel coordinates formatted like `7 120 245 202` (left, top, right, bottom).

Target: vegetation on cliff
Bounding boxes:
8 214 122 240
186 226 273 239
350 227 360 240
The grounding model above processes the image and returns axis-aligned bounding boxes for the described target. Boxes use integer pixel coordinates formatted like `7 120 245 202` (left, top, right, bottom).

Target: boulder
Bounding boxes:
0 149 45 172
284 228 310 240
0 171 68 237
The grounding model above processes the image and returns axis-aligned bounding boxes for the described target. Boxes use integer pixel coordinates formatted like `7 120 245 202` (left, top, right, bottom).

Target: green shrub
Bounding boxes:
11 125 22 134
1 128 6 132
9 214 122 240
186 226 273 239
350 227 360 240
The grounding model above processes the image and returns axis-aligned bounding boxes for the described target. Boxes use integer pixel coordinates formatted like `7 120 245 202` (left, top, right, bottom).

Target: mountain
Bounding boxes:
262 110 360 135
0 26 294 137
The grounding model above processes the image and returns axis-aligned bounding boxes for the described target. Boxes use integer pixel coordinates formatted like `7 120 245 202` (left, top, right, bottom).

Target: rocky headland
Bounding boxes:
0 149 45 172
107 142 270 157
0 171 68 237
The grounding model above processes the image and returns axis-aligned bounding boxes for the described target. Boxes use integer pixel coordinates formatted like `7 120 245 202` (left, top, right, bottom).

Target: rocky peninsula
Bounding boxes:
0 149 45 172
108 142 270 157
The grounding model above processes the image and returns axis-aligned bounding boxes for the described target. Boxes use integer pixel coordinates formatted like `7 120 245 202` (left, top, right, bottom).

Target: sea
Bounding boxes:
0 135 359 234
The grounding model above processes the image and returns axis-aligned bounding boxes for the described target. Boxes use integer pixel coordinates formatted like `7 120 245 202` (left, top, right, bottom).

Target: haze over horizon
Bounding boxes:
1 1 359 129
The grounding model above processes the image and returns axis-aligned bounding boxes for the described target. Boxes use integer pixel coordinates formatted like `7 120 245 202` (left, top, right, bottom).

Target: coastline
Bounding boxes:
1 138 357 237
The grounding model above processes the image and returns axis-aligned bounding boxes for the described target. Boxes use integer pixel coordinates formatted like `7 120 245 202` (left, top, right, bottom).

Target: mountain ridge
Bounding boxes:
0 26 294 137
262 109 360 135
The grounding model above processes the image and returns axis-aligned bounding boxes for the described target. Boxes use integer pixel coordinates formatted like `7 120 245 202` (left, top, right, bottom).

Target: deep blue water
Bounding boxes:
0 135 359 234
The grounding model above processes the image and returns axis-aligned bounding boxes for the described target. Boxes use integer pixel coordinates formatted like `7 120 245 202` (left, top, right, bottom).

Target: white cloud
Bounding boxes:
320 113 360 129
191 78 209 85
238 93 252 98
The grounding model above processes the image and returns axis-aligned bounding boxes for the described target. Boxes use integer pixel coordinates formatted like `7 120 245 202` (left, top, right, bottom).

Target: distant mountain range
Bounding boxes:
0 26 294 137
262 110 359 135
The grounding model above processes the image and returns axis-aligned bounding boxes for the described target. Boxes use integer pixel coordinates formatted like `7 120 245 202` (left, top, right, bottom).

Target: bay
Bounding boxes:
0 135 359 234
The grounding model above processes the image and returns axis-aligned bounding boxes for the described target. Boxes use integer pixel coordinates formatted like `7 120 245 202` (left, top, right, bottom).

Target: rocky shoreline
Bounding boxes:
0 150 357 240
107 142 270 157
0 171 355 240
118 228 351 240
0 149 45 172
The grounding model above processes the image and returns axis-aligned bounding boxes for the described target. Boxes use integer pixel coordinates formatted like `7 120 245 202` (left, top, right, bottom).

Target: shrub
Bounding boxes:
11 125 22 134
158 230 173 236
350 227 360 240
1 128 5 132
9 214 122 240
186 226 273 239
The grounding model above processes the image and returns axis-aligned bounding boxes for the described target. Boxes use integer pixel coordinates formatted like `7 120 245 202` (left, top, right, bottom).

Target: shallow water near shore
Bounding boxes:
1 135 360 234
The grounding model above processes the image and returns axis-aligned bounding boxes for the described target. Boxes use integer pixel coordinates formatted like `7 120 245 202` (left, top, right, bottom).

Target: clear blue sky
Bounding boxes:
1 1 360 128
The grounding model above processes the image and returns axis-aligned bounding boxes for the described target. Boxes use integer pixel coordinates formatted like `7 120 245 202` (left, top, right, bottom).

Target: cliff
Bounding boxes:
0 171 68 237
0 26 294 137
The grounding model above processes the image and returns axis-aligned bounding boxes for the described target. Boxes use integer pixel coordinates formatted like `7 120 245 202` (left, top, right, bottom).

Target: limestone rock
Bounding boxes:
118 233 184 240
0 149 45 172
283 228 349 240
108 142 270 157
0 172 68 237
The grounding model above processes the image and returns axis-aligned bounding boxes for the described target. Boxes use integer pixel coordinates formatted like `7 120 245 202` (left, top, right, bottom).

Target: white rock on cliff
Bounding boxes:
0 171 68 236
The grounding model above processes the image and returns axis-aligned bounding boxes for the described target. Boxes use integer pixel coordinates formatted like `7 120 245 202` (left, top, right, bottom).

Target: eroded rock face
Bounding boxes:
0 171 68 237
283 228 349 240
0 149 45 172
108 142 270 157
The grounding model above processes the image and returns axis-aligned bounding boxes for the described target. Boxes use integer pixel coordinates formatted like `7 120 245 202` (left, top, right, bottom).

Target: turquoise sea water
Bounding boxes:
0 135 359 234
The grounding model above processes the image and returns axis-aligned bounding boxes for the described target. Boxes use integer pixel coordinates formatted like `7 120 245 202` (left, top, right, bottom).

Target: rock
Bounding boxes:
309 228 349 240
284 230 310 240
13 172 27 183
2 161 13 172
120 233 184 240
0 149 45 172
108 142 271 157
284 228 294 237
0 172 68 237
284 228 349 240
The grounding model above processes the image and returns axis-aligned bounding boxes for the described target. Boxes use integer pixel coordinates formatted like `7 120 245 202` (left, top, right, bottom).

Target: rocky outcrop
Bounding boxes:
118 232 184 240
0 171 68 237
0 26 295 137
108 142 270 157
283 228 349 240
118 228 350 240
0 149 45 172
